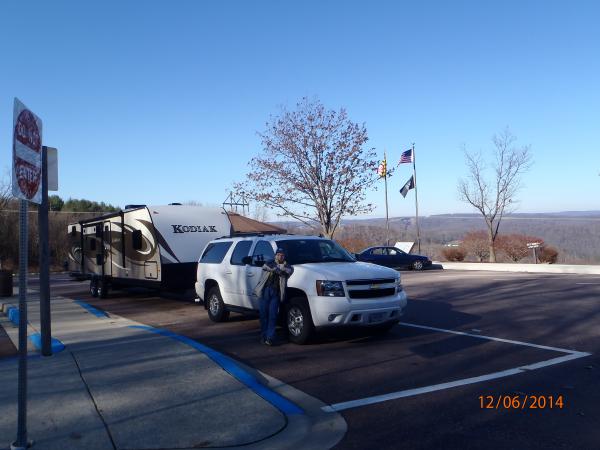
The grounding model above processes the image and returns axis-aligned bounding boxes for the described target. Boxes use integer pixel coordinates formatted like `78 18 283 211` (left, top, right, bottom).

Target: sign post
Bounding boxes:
527 242 542 264
38 146 57 357
11 97 43 450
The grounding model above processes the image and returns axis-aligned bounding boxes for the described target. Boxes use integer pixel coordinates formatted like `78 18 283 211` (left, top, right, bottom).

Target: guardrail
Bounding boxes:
433 262 600 275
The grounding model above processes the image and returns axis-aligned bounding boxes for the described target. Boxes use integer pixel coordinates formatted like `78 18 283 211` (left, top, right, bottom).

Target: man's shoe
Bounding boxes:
264 338 274 346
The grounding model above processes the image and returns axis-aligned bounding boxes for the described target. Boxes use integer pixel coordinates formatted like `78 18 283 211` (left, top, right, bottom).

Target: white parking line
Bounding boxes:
398 322 583 354
321 322 591 413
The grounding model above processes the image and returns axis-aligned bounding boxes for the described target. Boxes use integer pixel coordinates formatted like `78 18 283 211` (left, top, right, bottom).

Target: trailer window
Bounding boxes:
230 241 252 265
200 242 233 264
132 230 143 250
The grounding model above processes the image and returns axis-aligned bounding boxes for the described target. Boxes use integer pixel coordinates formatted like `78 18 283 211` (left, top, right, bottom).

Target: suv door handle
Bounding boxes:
224 270 232 275
246 272 255 277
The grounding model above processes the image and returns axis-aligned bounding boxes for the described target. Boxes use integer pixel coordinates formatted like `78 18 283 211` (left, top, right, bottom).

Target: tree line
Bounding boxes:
0 188 119 270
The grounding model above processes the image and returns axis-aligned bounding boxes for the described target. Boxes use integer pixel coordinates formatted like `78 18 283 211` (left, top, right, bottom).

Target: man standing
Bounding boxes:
253 248 293 345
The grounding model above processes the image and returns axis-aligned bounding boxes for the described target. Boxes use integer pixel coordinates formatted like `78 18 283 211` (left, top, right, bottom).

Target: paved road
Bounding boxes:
48 271 600 449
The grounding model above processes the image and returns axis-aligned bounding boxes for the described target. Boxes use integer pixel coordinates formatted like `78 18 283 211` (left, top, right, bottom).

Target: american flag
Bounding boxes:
399 148 413 164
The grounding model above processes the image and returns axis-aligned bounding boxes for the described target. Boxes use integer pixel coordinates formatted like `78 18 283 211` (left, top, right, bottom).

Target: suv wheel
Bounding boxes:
90 278 99 297
285 298 314 344
412 260 424 270
206 286 229 322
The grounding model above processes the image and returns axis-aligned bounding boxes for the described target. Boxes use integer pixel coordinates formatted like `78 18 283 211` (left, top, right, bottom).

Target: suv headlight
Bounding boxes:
316 280 345 297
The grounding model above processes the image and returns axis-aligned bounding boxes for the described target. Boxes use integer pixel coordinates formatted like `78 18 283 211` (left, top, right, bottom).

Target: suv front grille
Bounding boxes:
348 288 396 299
345 278 395 286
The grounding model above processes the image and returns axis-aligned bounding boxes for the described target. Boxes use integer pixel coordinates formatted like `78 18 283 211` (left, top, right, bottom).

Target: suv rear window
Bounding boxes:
200 241 233 264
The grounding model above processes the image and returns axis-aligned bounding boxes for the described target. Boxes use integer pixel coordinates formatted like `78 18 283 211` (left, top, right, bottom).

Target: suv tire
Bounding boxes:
285 297 314 344
207 286 230 322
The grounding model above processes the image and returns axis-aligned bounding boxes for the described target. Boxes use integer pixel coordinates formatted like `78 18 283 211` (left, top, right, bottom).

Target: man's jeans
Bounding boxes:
260 286 279 340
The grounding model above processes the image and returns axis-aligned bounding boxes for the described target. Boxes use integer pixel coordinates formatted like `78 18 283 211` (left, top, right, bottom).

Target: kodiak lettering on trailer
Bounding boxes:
171 225 218 234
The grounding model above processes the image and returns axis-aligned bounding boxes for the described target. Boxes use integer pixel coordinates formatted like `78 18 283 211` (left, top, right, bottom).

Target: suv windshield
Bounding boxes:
276 239 355 265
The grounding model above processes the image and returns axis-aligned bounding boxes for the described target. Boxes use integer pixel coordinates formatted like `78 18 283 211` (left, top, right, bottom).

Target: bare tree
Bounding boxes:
0 172 13 269
0 170 11 211
458 129 532 262
237 97 379 238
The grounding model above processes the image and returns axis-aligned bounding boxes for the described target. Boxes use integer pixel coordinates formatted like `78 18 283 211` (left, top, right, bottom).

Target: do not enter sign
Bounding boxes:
12 97 43 204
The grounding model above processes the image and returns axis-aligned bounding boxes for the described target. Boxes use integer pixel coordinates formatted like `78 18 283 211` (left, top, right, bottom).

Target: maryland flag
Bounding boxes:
377 158 387 178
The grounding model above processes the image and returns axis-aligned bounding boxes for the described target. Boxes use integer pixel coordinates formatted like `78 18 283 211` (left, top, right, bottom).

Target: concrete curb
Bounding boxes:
434 261 600 275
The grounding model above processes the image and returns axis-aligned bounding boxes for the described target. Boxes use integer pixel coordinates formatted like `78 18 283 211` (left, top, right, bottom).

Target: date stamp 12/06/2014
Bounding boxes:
479 395 565 410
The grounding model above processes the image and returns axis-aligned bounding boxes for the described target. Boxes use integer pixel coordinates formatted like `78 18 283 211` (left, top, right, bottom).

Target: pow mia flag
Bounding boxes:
400 175 415 198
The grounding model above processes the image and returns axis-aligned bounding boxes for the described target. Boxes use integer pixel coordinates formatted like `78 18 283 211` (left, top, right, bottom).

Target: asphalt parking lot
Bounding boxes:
48 270 600 449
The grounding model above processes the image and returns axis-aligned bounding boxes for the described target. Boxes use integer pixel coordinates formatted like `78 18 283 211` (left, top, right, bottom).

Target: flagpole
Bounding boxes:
384 150 390 246
412 143 421 253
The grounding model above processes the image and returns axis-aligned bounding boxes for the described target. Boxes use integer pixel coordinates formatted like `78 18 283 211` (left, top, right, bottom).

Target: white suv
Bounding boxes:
195 234 408 344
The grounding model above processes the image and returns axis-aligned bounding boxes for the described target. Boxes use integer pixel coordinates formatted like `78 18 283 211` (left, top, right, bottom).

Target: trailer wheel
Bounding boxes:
98 279 109 298
90 278 99 297
206 286 229 322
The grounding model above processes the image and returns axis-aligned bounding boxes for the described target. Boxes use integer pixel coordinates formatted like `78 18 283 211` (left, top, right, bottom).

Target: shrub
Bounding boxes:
538 246 558 264
461 230 489 262
496 234 544 262
442 247 466 261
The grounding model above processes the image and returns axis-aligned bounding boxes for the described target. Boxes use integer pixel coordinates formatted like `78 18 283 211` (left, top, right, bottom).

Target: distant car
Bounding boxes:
355 246 432 271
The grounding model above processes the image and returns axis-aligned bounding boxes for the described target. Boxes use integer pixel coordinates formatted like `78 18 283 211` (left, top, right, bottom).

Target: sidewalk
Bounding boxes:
0 292 345 449
435 261 600 274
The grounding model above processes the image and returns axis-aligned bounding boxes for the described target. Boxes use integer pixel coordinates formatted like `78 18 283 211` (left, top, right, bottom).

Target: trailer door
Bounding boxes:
83 224 102 275
102 221 112 277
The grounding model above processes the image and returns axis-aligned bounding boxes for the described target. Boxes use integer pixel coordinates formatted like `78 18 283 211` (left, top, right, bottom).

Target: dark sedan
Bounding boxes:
355 246 432 270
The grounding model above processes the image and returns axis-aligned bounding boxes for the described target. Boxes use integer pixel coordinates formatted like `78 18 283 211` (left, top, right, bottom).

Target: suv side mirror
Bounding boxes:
241 256 252 265
252 257 265 267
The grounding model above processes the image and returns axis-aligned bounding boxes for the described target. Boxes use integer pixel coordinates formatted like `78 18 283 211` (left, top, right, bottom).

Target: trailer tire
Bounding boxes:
98 279 109 298
206 286 229 322
90 278 99 298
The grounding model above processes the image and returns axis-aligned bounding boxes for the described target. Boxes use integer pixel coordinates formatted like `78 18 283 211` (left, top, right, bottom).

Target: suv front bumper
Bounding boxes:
309 291 407 327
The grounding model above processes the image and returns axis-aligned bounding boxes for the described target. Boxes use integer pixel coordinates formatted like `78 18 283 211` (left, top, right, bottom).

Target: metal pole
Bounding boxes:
384 152 389 246
39 146 51 356
16 200 28 448
412 143 421 253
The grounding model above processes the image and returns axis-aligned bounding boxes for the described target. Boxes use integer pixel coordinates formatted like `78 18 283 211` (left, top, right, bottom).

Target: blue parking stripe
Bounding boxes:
75 300 109 318
129 325 304 416
29 333 66 353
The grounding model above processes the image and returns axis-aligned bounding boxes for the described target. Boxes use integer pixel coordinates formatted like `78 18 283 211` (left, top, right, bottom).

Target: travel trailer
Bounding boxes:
67 204 232 297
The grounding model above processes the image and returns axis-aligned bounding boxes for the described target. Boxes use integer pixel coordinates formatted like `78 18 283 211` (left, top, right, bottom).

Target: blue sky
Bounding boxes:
1 0 598 219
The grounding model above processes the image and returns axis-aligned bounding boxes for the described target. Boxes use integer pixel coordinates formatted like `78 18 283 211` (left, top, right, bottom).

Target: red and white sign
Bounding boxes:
12 98 43 204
